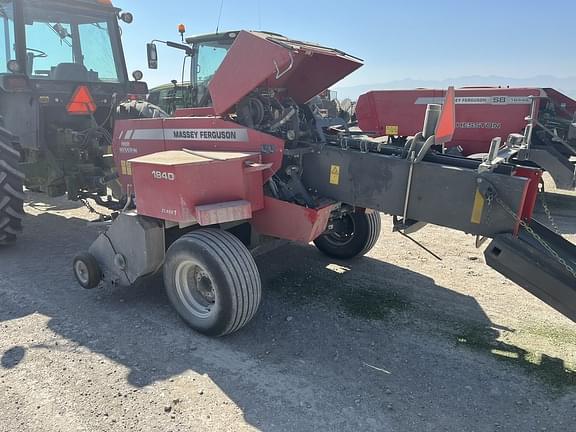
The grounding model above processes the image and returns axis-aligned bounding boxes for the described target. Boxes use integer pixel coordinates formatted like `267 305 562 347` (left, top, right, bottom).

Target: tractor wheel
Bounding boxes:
0 131 25 246
163 229 262 337
73 252 102 289
116 100 169 120
314 211 381 259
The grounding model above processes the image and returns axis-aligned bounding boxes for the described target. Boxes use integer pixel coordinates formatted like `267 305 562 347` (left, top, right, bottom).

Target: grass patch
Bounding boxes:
267 268 412 320
339 289 411 320
522 325 576 346
267 269 341 305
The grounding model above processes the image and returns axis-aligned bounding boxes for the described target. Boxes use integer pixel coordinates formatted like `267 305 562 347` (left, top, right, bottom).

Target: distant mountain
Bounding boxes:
334 75 576 101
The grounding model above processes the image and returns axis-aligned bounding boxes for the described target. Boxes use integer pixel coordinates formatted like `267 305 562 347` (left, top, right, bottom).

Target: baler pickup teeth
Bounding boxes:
485 220 576 322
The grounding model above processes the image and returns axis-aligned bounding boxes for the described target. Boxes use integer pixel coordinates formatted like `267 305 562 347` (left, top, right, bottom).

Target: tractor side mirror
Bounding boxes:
147 43 158 69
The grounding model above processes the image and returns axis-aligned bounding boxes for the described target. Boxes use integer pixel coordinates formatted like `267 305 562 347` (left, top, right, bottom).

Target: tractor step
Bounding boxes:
485 220 576 322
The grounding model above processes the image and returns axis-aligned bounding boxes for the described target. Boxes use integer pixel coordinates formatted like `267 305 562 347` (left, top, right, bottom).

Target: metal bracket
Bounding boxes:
402 151 416 222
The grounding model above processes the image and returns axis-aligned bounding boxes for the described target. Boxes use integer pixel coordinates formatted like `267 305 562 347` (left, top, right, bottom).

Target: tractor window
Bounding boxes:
0 1 15 73
78 22 117 82
197 44 228 83
192 41 230 107
23 5 122 82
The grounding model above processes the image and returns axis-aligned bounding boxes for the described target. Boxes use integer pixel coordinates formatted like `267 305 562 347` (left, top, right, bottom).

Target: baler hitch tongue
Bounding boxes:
485 220 576 322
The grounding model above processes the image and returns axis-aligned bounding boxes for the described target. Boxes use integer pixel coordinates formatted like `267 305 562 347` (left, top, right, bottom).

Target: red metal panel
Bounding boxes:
209 31 362 114
161 117 284 182
112 118 166 192
357 88 544 155
196 200 252 226
209 31 291 115
129 150 264 224
112 117 284 195
269 48 362 105
513 166 542 224
251 197 336 243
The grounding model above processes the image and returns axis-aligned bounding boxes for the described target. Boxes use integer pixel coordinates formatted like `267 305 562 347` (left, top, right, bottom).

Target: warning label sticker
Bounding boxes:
330 165 340 185
385 125 399 135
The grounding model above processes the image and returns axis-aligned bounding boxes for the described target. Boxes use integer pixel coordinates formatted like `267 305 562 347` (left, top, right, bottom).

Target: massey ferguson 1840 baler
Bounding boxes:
73 30 576 337
356 87 576 190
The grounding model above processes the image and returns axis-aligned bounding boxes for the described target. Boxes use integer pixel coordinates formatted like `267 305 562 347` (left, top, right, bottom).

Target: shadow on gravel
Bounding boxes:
453 324 576 391
262 251 576 393
1 208 575 430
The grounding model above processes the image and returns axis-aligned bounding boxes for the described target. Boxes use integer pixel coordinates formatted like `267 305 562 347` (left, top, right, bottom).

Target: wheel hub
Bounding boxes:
175 261 216 318
325 214 356 246
74 260 90 285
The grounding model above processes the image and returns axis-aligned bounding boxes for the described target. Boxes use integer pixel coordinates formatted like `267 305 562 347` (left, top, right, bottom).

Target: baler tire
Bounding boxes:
116 100 169 120
0 130 24 246
314 211 381 259
73 252 102 289
163 229 262 337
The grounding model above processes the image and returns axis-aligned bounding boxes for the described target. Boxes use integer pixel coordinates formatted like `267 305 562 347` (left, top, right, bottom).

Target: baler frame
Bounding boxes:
73 30 576 338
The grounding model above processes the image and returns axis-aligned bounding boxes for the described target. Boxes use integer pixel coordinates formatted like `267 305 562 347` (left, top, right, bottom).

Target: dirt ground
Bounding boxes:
1 188 575 432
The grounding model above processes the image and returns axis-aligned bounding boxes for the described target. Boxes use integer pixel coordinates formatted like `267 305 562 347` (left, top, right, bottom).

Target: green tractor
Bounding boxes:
148 81 192 115
0 0 160 245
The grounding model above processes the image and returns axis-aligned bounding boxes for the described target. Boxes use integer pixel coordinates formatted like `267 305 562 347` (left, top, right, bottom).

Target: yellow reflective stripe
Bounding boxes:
471 189 485 224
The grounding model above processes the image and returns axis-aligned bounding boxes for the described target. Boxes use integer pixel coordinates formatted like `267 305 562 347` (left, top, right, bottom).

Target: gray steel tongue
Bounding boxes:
484 220 576 322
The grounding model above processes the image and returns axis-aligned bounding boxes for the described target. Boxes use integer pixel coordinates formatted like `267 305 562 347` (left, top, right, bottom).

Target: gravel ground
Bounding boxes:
0 189 575 432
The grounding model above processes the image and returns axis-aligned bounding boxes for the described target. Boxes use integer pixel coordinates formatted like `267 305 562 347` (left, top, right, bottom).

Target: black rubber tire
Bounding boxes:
314 211 381 259
0 129 24 246
73 252 102 289
163 229 262 337
116 100 169 120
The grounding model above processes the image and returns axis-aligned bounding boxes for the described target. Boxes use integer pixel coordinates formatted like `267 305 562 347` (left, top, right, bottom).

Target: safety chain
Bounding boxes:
80 198 110 220
484 189 494 227
538 181 561 235
491 192 576 280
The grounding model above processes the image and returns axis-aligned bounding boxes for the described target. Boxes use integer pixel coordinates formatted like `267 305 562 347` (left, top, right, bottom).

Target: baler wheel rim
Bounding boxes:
314 211 381 259
72 252 102 289
174 260 216 318
321 214 356 247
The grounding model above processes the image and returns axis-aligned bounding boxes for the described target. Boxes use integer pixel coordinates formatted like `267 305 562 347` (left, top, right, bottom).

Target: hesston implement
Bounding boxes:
356 87 576 190
72 30 576 337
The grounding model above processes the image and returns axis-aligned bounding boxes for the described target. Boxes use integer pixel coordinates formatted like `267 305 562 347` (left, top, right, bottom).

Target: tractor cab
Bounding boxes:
0 0 147 197
186 31 235 108
0 0 137 87
147 31 237 111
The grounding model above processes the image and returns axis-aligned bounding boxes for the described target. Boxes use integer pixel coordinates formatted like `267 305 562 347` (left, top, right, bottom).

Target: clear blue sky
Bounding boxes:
114 0 574 88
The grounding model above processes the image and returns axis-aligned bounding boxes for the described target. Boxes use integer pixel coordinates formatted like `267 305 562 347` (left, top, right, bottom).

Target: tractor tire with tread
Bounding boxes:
314 211 381 259
0 129 24 246
163 229 262 337
116 100 169 120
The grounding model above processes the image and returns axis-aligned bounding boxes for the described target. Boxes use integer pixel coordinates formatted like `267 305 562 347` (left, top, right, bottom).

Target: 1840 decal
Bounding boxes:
152 171 175 181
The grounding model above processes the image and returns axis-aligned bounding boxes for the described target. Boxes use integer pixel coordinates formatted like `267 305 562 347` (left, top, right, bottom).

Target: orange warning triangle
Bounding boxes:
67 85 97 115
